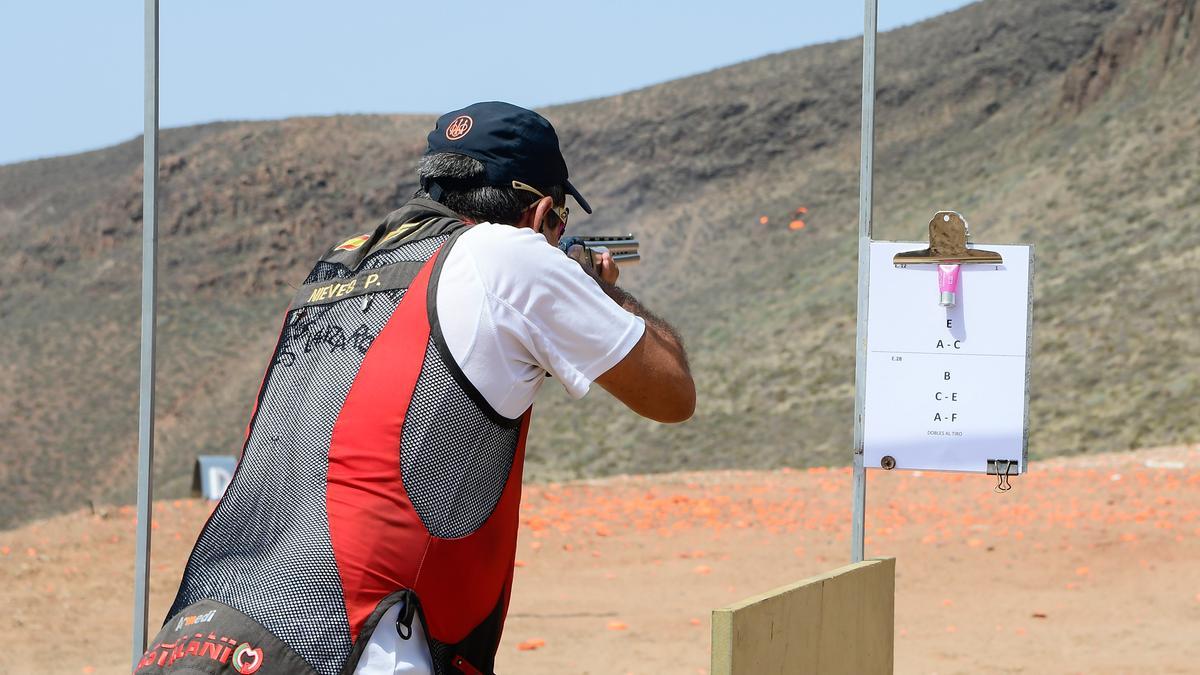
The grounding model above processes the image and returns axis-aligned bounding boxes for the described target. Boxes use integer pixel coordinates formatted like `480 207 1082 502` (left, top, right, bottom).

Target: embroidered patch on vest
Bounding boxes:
335 234 371 251
292 261 424 309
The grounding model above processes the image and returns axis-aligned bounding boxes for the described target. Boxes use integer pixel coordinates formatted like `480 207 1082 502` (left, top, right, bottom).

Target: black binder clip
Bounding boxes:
987 459 1017 492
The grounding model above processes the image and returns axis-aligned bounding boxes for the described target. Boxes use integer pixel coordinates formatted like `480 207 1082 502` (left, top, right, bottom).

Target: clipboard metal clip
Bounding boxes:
893 211 1004 266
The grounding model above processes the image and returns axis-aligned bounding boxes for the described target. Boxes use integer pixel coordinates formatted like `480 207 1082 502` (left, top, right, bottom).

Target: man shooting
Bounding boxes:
137 102 693 675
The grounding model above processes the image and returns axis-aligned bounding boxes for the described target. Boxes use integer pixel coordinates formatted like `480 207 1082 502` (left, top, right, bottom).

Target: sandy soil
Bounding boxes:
2 444 1198 675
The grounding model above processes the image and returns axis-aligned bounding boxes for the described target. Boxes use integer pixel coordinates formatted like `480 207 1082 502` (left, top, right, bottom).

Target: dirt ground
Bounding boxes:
2 444 1198 675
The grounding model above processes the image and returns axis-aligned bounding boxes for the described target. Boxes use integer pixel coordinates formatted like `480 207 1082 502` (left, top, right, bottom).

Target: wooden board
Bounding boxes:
712 558 895 674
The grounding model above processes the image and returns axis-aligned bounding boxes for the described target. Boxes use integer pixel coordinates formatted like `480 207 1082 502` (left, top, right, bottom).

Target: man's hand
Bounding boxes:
566 244 620 286
592 249 620 286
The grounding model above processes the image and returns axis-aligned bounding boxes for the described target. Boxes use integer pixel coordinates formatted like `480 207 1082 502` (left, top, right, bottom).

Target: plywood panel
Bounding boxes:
712 558 894 674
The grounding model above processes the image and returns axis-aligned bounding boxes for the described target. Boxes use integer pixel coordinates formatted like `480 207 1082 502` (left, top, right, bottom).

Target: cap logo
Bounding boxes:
445 115 473 141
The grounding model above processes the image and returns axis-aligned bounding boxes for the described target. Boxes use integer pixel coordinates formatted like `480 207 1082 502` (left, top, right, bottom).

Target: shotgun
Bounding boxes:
558 234 640 271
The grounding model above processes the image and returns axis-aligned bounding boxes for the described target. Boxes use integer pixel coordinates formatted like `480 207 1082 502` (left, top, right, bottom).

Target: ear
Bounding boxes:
516 196 556 233
532 196 556 234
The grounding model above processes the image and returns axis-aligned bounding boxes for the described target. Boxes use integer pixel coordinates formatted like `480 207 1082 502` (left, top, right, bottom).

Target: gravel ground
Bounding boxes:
2 444 1197 674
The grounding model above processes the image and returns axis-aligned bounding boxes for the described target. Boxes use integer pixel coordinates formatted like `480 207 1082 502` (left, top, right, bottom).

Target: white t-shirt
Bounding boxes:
356 221 645 674
436 222 645 419
353 601 432 675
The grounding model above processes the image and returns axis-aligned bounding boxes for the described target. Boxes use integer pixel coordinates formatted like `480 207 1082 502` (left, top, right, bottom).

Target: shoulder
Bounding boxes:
453 222 558 261
450 223 584 297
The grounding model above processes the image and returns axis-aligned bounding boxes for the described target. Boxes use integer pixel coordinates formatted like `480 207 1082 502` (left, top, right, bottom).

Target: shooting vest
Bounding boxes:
157 199 529 675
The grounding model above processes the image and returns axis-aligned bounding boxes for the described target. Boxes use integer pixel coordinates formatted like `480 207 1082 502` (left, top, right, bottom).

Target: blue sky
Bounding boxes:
0 1 975 165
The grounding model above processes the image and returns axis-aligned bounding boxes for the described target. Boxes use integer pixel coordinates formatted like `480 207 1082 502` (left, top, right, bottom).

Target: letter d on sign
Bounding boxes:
195 455 239 501
207 467 232 500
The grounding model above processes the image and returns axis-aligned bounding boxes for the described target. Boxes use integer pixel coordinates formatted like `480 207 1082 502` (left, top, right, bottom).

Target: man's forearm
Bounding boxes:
598 280 689 366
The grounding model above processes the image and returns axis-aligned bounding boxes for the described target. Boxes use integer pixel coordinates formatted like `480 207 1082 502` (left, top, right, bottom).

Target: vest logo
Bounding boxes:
136 633 245 672
232 643 264 674
336 234 371 251
446 115 473 141
174 609 216 631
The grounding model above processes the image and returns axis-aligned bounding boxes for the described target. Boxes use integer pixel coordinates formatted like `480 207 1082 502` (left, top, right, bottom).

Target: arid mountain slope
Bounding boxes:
0 0 1197 528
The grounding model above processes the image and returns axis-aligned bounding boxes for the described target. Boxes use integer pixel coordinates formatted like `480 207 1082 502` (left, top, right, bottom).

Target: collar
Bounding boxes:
378 198 464 232
318 199 469 269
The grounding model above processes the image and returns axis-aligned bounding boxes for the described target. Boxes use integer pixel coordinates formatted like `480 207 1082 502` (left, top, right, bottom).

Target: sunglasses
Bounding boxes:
512 180 568 236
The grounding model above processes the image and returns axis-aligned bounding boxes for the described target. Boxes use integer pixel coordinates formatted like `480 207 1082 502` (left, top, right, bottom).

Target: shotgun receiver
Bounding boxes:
558 234 640 270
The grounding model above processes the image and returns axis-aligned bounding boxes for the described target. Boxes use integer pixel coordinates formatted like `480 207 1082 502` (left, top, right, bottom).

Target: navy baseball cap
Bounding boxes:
424 101 592 214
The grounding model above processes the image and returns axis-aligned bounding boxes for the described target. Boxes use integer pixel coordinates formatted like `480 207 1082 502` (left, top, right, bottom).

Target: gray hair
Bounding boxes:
414 153 565 225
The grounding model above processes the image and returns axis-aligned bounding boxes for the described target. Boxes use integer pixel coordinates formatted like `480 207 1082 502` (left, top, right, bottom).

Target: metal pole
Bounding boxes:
851 0 878 564
132 0 160 665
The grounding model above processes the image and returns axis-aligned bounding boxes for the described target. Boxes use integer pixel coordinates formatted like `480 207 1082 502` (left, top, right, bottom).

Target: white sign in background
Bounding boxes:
194 455 237 500
863 241 1033 473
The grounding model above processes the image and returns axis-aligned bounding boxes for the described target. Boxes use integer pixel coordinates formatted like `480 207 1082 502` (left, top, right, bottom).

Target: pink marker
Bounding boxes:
938 264 960 307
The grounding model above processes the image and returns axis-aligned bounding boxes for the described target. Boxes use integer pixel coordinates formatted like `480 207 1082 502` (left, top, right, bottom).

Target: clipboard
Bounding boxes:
862 212 1033 478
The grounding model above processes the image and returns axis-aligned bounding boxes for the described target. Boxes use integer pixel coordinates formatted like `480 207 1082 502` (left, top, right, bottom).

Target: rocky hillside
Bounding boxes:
0 0 1197 528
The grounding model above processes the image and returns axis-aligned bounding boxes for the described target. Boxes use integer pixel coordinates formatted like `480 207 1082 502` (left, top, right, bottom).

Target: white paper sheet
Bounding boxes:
863 241 1032 473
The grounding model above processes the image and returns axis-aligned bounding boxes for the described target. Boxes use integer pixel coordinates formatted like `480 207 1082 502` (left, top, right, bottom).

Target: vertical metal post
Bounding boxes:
851 0 878 564
132 0 160 665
